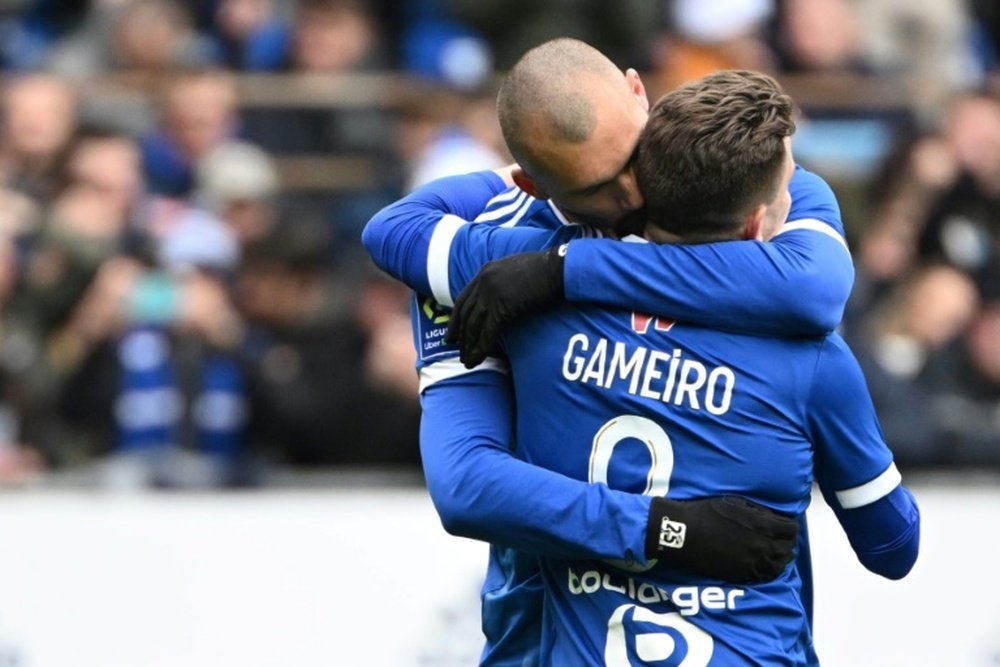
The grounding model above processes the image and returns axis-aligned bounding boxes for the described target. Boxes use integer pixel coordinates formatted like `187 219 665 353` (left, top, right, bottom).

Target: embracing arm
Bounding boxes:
562 166 854 335
362 170 572 306
421 368 651 564
563 232 852 335
808 336 921 579
361 170 510 294
445 168 857 367
421 366 799 582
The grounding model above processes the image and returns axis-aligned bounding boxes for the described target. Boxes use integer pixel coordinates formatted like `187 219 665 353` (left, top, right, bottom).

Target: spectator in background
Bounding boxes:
396 0 491 91
0 0 91 71
235 221 420 467
4 125 148 467
971 0 1000 74
917 92 1000 298
853 0 979 121
858 90 1000 302
194 139 280 246
769 0 864 74
52 161 248 488
0 74 78 204
38 0 215 80
387 0 506 193
209 0 290 72
847 265 980 467
20 126 144 346
110 0 215 76
927 303 1000 466
769 0 978 122
240 0 387 155
0 234 42 485
97 260 251 490
395 84 505 193
649 0 775 96
57 265 252 490
141 69 239 197
856 136 955 295
289 0 383 74
241 0 400 258
847 90 1000 471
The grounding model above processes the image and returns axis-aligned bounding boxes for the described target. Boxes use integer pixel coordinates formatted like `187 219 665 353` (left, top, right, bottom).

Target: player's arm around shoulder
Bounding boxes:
361 170 509 292
557 165 854 336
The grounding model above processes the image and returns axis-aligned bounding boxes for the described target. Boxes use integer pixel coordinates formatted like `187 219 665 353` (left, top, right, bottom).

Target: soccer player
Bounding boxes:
370 69 920 664
365 40 856 665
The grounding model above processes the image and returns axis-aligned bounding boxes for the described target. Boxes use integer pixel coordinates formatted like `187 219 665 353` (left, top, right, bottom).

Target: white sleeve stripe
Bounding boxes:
835 462 902 509
419 356 508 392
499 196 536 227
483 187 523 206
475 192 528 222
775 218 850 252
427 214 467 307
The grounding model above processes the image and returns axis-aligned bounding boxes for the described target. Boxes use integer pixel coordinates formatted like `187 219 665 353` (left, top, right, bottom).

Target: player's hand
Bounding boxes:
445 245 566 368
645 496 799 584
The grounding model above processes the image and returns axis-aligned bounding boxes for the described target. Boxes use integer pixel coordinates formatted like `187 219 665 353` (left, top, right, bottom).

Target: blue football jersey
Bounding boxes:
440 238 897 664
512 310 894 665
362 166 865 666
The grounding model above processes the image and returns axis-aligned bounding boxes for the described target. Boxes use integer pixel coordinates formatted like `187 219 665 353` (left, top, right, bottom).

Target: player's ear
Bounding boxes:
512 168 549 200
742 204 766 241
625 68 649 112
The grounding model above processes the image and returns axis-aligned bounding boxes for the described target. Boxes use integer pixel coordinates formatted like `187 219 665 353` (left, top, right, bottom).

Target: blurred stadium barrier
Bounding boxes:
0 473 996 667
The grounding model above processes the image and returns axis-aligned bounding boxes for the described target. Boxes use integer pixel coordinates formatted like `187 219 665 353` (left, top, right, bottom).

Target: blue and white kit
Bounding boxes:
363 167 918 665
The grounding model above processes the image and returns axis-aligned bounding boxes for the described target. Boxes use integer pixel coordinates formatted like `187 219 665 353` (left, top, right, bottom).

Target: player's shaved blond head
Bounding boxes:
497 38 628 170
495 38 649 227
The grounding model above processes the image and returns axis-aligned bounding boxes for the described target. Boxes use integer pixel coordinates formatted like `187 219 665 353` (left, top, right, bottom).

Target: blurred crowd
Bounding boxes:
0 0 997 488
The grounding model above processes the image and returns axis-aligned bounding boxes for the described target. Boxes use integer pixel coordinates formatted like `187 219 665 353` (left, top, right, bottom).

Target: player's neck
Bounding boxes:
643 225 685 245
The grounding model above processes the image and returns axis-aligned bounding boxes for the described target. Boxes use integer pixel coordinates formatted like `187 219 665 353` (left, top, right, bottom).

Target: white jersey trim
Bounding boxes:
546 201 609 237
547 201 573 226
775 218 850 253
475 191 529 222
499 196 536 228
482 186 523 207
835 462 902 509
427 214 467 307
419 356 509 392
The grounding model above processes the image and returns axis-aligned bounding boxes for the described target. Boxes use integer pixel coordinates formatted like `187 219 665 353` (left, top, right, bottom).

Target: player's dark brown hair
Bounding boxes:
635 70 796 242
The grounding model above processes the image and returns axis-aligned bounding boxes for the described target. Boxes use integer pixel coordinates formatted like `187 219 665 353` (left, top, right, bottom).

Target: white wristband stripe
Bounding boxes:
427 214 467 307
835 462 902 509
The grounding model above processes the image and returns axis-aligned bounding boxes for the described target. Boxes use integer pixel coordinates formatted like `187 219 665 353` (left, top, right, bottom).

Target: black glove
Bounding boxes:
445 245 566 368
645 496 799 584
